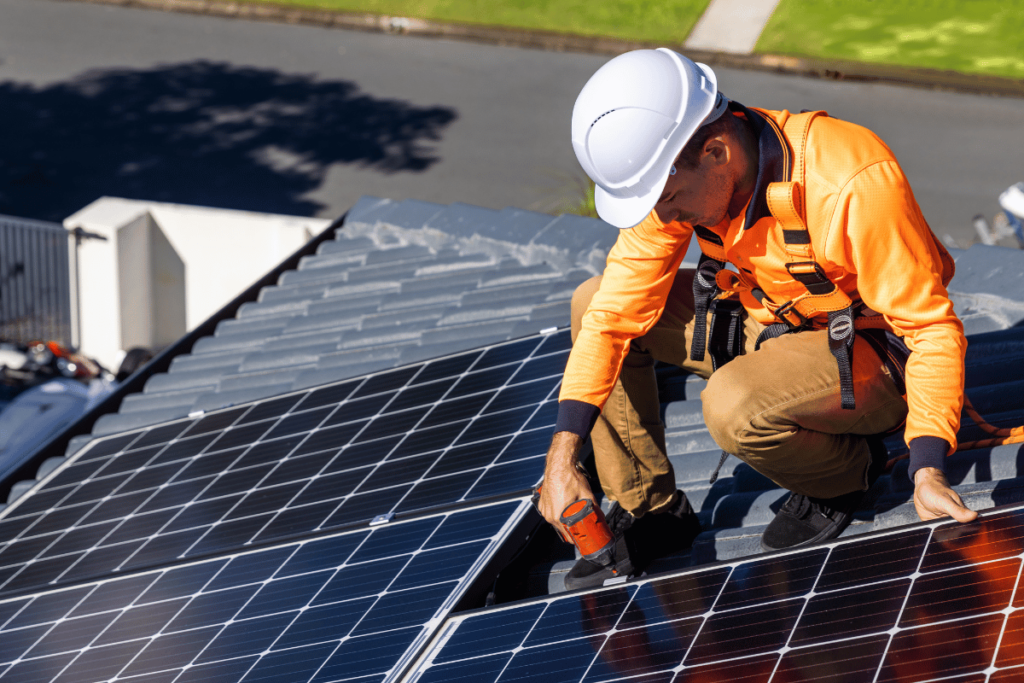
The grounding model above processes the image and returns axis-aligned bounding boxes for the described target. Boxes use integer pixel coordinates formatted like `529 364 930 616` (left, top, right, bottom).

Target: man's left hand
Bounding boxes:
913 467 978 523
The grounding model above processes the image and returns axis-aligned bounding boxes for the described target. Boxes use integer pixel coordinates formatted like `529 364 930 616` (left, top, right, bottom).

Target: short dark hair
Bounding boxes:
675 113 735 170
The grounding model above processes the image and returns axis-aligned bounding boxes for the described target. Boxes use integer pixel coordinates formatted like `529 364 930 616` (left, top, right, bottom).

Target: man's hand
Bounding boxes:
538 432 594 528
913 467 978 523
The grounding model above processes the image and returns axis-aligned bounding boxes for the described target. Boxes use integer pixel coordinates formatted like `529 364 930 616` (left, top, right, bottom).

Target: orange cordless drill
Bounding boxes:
533 486 618 568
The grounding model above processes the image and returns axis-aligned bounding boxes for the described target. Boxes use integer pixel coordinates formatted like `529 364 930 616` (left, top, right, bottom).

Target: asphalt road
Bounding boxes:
1 0 1021 247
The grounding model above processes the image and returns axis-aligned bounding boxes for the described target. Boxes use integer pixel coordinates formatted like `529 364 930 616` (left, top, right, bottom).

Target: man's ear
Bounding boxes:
701 136 730 167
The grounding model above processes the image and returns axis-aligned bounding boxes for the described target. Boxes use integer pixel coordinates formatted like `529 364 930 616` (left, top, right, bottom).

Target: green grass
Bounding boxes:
562 180 598 219
757 0 1024 80
236 0 711 44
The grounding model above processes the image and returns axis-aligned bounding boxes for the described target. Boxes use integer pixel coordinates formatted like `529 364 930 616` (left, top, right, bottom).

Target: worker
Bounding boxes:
537 49 978 591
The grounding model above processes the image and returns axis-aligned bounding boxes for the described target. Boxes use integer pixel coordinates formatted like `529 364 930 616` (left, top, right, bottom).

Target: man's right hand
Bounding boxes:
538 431 594 527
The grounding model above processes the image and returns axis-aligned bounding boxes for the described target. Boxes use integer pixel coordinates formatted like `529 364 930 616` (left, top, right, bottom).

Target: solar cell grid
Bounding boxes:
0 332 569 597
410 504 1024 683
0 499 529 683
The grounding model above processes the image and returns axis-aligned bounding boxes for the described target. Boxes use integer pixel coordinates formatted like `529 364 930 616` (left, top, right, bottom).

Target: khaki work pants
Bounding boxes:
571 271 908 517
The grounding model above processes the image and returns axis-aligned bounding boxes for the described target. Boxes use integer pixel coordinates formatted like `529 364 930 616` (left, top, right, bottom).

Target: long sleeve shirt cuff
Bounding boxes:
907 436 950 483
554 400 601 438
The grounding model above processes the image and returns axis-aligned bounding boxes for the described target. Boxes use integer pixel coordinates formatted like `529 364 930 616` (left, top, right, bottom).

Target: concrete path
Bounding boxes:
1 0 1022 246
685 0 782 54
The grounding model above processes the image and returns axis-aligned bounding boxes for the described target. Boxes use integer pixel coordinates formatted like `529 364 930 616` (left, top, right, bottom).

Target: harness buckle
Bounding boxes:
786 261 835 295
773 299 808 329
785 261 827 278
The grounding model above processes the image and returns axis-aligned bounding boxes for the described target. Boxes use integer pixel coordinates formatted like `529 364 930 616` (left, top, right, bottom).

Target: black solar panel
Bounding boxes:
409 504 1024 683
0 498 530 683
0 331 569 598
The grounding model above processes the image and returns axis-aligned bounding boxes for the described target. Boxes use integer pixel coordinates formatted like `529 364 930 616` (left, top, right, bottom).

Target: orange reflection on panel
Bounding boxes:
902 558 1021 627
879 613 1003 682
675 653 776 683
990 666 1024 683
924 510 1024 575
774 635 888 683
996 610 1024 669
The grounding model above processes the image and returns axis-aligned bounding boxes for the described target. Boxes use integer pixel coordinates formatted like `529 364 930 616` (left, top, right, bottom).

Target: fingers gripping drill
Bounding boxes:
533 486 618 569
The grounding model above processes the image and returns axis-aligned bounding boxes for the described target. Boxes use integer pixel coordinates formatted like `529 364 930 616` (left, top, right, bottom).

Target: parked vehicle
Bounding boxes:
0 340 117 479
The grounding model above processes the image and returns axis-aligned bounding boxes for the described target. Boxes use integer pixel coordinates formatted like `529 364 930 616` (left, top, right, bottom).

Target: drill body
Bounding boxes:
558 498 617 567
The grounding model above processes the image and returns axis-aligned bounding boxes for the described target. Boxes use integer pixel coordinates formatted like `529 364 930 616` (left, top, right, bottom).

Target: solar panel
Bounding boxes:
0 331 569 597
408 504 1024 683
0 498 532 683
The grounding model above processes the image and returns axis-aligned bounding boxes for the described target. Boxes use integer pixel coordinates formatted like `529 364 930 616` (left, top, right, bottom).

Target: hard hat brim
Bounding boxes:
594 175 670 229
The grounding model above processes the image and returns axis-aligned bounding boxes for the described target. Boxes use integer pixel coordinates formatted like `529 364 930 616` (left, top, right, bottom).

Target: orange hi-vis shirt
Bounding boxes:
556 105 966 466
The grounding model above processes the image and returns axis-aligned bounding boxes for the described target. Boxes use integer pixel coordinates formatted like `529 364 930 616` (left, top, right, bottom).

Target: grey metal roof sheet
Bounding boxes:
6 194 1024 596
30 196 613 453
946 244 1024 333
117 390 198 414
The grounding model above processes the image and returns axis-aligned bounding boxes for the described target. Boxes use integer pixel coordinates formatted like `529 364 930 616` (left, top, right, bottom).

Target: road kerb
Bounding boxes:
56 0 1024 98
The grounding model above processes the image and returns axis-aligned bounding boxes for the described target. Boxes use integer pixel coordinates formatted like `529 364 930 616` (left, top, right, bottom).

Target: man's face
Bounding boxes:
652 151 733 228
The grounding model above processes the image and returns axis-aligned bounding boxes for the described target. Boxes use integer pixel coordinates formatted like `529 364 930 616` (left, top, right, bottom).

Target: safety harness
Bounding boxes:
689 110 885 410
686 109 1024 483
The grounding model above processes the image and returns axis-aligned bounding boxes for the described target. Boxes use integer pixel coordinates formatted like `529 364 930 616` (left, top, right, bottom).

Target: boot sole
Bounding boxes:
759 512 854 553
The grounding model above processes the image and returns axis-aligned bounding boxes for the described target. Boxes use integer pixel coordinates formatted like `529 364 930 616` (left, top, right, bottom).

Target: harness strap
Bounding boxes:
691 252 724 363
754 322 790 351
714 268 759 296
692 224 728 262
767 182 813 261
827 307 857 410
768 172 858 410
708 298 745 371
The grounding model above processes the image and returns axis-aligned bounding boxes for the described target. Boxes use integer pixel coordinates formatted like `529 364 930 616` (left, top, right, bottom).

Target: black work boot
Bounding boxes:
760 436 890 552
759 489 863 552
626 489 703 569
563 490 702 591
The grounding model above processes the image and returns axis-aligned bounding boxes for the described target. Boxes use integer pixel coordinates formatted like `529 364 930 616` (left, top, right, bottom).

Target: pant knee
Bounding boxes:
701 371 756 455
571 275 603 342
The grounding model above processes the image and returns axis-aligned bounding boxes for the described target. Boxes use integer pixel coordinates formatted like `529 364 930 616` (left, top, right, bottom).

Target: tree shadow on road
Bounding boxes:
0 61 458 221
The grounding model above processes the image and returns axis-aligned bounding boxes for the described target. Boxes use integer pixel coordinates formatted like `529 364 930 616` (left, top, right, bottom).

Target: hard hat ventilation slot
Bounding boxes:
590 109 618 129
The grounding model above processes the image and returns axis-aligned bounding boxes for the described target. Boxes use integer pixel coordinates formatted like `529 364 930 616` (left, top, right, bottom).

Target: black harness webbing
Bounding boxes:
754 322 790 350
828 308 857 410
690 251 724 363
707 298 745 371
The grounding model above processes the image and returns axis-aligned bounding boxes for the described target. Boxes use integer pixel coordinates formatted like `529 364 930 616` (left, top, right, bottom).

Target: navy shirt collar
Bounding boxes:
727 101 792 230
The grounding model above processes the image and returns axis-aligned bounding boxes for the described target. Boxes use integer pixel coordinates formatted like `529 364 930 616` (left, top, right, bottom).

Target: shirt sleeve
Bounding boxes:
555 215 693 435
833 159 966 472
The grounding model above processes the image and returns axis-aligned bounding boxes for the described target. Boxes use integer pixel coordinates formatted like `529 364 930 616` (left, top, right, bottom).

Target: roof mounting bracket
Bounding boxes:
370 512 395 526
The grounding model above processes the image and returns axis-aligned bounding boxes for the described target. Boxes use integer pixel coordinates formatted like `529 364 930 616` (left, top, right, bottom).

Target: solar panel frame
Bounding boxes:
405 503 1024 683
0 331 570 598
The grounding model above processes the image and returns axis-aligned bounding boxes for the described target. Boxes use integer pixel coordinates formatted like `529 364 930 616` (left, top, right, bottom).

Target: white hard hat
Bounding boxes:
572 48 728 229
